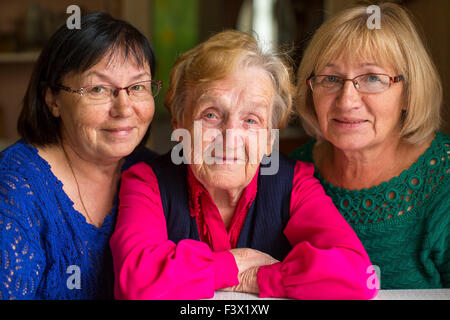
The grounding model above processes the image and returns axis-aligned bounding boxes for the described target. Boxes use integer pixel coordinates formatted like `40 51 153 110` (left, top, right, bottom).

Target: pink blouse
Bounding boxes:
110 160 378 300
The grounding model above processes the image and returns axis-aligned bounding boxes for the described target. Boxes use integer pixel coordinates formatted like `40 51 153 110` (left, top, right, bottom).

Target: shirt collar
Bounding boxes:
186 165 260 218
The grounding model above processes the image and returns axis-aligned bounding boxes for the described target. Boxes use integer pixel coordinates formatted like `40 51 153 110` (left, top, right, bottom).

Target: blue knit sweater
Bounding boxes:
0 140 157 299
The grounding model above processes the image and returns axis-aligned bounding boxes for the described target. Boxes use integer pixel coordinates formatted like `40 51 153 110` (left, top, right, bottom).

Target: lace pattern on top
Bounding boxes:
0 141 116 299
298 132 449 227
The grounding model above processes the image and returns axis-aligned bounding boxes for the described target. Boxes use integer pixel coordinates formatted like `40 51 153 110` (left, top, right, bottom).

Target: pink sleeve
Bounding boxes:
257 161 378 299
109 162 239 300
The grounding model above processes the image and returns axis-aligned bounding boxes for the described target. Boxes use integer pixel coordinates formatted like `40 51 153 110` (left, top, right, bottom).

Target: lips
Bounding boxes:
333 118 367 123
332 117 368 129
209 155 245 163
205 150 246 164
103 126 135 136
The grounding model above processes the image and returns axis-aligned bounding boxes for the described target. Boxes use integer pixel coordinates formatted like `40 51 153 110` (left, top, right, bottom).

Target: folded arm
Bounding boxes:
256 161 378 299
110 162 240 299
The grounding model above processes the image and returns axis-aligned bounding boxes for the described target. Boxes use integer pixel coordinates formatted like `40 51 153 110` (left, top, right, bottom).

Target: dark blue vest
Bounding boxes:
148 151 296 261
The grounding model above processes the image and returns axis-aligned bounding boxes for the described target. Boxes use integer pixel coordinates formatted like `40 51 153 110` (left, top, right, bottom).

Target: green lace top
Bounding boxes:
291 131 450 289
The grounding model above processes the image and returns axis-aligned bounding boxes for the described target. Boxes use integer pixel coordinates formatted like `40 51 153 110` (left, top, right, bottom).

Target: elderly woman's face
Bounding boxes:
49 53 154 162
184 66 275 191
312 57 405 152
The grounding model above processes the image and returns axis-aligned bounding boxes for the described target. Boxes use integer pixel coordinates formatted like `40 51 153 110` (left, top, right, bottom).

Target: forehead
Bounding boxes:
195 66 275 103
69 50 151 79
315 31 402 75
90 52 150 74
319 59 396 75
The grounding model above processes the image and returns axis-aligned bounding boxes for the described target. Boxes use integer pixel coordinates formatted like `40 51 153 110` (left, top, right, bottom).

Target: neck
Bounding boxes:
317 138 404 190
205 185 244 229
60 141 123 183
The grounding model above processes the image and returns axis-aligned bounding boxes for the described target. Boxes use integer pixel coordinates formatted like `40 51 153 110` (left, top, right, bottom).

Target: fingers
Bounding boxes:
226 248 279 294
223 266 260 294
237 266 259 294
229 248 279 272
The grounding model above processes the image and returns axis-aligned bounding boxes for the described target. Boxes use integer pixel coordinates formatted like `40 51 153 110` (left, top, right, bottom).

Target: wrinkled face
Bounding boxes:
180 66 275 191
312 57 405 152
48 53 155 163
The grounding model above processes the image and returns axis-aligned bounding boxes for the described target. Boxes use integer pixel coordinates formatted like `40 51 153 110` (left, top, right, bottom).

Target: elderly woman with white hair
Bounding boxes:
291 3 449 289
110 30 377 300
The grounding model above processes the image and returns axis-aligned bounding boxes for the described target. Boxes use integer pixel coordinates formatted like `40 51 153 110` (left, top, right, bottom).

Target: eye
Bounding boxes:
130 84 146 91
367 74 380 82
203 112 217 120
89 86 107 94
325 76 339 83
88 86 108 96
244 118 257 124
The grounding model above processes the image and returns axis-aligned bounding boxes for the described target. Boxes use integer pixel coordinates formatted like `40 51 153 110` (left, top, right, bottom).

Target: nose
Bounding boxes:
221 116 246 154
110 90 133 118
335 80 363 111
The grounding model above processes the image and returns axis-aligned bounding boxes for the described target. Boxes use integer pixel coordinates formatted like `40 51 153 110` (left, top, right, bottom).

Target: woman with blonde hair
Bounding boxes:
292 2 449 288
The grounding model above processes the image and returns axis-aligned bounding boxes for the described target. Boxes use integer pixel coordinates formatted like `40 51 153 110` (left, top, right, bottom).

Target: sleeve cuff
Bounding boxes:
257 262 286 298
212 251 239 290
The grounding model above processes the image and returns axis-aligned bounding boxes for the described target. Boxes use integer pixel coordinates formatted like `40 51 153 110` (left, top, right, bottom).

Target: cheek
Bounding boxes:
144 102 156 120
312 94 331 121
366 95 402 126
61 104 104 132
135 102 155 124
244 131 268 161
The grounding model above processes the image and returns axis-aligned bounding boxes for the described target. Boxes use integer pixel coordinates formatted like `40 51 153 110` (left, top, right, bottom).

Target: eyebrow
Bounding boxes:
323 62 385 72
324 62 380 67
197 94 269 109
196 94 270 121
84 71 151 83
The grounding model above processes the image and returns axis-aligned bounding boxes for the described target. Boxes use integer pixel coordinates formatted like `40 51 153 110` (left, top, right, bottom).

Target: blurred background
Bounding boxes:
0 0 448 154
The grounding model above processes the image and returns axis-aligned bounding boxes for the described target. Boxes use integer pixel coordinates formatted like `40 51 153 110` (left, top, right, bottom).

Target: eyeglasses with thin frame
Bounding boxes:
307 73 404 93
57 79 162 104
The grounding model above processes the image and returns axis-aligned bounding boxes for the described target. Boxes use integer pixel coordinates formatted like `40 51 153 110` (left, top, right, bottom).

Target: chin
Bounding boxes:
210 174 245 190
199 165 243 186
326 131 374 152
333 140 369 152
100 142 137 160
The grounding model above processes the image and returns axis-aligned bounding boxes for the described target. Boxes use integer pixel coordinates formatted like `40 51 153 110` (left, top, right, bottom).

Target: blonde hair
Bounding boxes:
165 30 294 129
296 2 442 144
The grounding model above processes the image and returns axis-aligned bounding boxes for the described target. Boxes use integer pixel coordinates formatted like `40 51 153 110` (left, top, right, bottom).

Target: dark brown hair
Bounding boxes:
18 12 157 147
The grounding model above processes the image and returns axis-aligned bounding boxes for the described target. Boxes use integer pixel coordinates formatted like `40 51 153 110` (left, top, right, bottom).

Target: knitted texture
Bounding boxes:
291 132 450 289
0 140 156 299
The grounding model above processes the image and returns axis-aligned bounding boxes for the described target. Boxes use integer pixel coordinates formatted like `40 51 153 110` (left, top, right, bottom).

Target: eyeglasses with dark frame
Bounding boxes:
307 73 404 93
57 79 162 103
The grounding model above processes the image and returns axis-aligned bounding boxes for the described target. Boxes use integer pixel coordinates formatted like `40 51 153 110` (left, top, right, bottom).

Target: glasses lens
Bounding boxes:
128 81 153 99
82 81 161 103
151 81 161 97
128 81 160 99
84 86 111 102
356 74 390 93
313 76 342 91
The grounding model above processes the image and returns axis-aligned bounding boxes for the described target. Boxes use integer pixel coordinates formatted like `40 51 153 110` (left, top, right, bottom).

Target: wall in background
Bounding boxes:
0 0 448 153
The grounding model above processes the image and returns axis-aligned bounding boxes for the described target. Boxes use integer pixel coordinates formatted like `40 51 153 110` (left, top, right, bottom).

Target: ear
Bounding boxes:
45 88 61 117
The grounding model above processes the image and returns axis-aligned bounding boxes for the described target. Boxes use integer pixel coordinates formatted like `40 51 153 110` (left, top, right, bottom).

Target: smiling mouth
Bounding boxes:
333 119 368 124
104 126 134 131
209 156 245 162
102 127 135 137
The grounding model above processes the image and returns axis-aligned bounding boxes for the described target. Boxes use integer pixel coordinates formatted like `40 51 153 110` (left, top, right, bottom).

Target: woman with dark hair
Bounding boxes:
0 12 159 299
